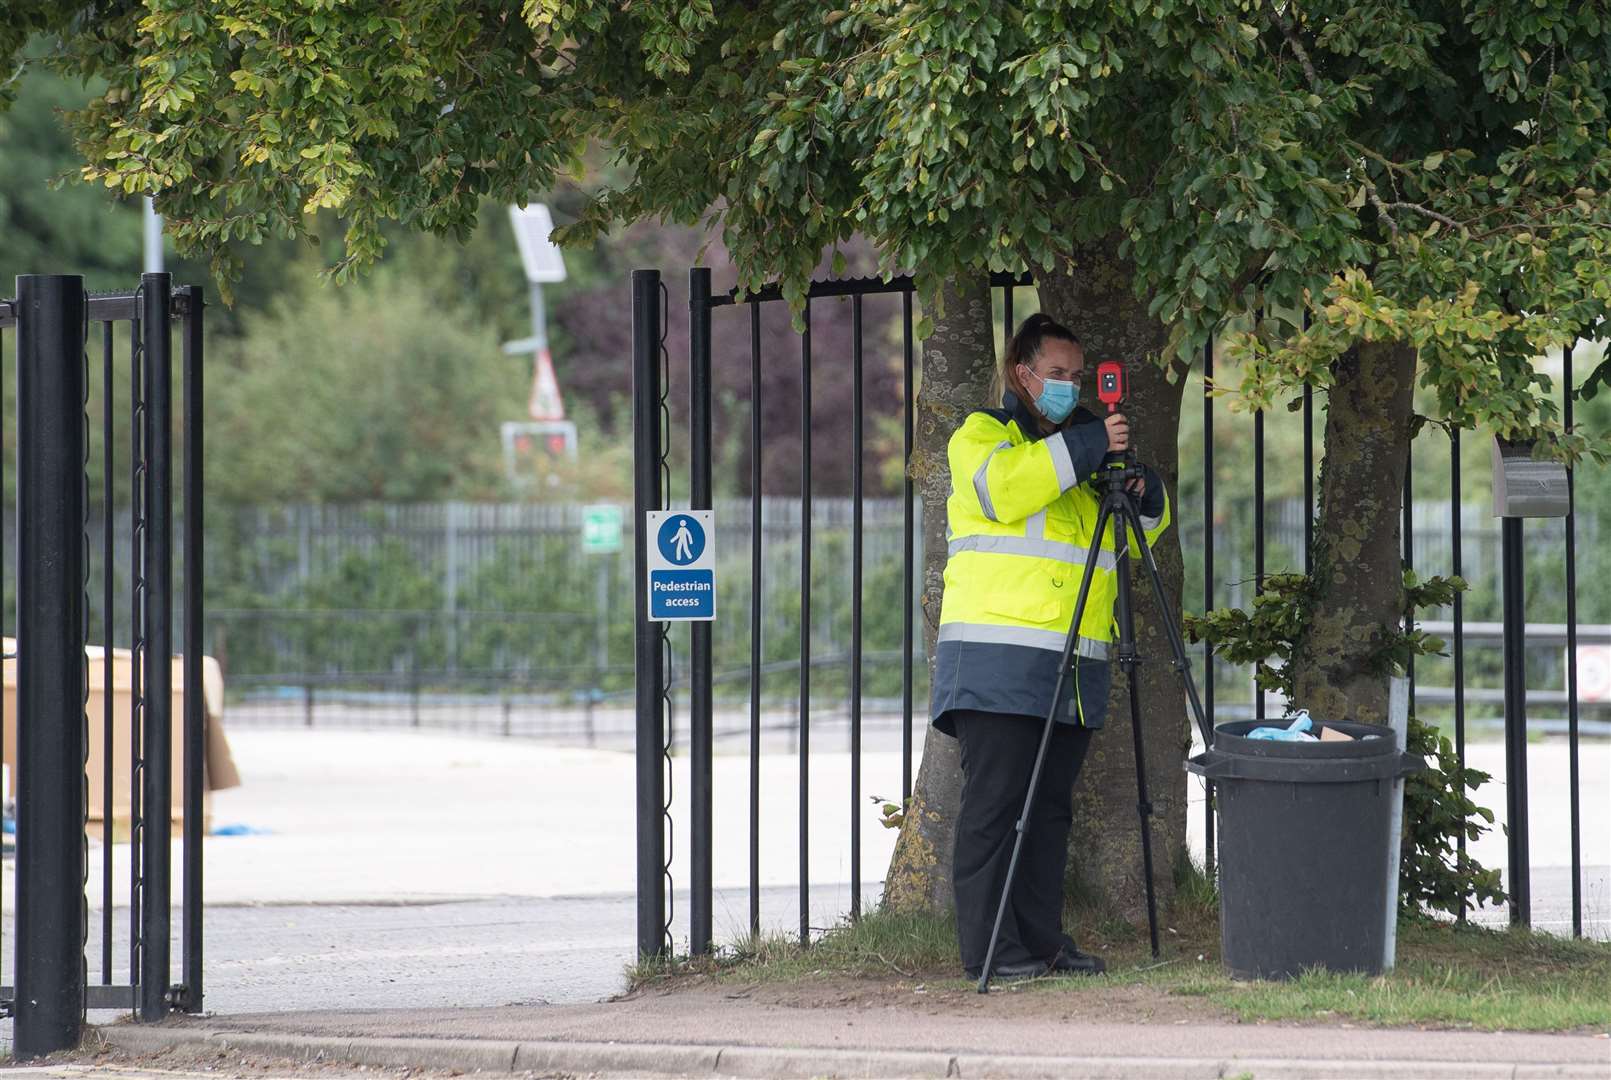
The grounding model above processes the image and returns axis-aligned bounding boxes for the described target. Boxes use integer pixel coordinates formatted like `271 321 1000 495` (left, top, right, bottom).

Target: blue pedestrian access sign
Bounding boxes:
646 510 715 621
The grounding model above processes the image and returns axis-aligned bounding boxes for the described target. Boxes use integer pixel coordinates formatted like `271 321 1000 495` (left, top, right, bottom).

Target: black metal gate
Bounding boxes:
0 274 206 1056
631 268 1028 957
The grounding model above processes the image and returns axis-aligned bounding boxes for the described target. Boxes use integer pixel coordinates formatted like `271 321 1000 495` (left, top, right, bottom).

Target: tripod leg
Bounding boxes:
1122 499 1215 748
976 499 1114 994
1111 496 1161 959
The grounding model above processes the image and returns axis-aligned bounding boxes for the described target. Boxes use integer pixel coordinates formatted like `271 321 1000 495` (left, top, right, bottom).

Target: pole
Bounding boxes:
180 284 206 1012
140 272 174 1020
631 270 667 958
688 267 715 956
1500 515 1530 926
1501 519 1527 928
14 274 88 1058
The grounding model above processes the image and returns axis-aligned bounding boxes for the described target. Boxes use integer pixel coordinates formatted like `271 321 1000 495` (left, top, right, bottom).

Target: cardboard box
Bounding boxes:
2 638 240 838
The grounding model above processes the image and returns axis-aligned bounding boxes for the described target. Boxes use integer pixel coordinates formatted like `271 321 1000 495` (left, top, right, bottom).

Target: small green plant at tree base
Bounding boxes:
1184 569 1505 920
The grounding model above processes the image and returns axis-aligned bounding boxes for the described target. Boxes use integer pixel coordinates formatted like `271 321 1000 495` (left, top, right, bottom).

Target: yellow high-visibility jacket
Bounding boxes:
931 394 1170 736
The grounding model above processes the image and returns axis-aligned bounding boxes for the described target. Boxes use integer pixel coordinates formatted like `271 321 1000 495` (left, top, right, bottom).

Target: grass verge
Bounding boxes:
630 870 1611 1033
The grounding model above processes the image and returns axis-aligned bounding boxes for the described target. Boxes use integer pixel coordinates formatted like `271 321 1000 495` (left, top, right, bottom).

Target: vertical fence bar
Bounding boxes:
1303 386 1314 575
101 320 115 985
1500 514 1530 927
900 289 915 804
1202 336 1216 877
747 303 760 941
180 286 205 1006
14 274 88 1058
1403 448 1414 706
850 294 864 920
748 299 763 940
1302 311 1314 576
799 298 813 946
1252 403 1265 723
687 268 714 956
128 307 144 1004
0 318 5 989
1003 282 1013 345
1451 428 1466 922
1563 342 1581 938
631 270 667 958
139 272 174 1021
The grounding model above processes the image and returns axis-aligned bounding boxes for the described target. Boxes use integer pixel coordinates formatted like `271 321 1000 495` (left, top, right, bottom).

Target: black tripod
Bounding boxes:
977 450 1216 993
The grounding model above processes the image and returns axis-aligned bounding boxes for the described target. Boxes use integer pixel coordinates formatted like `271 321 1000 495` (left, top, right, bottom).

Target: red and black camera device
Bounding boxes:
1096 360 1125 412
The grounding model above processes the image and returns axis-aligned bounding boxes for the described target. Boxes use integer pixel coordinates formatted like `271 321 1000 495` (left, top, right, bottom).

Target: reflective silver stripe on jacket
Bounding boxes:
972 441 1012 522
938 620 1110 659
947 532 1118 571
1139 510 1164 532
1046 431 1077 490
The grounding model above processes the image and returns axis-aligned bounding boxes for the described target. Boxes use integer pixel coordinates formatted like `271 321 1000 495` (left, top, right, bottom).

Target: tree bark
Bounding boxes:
1290 340 1417 725
1038 241 1188 925
882 274 998 914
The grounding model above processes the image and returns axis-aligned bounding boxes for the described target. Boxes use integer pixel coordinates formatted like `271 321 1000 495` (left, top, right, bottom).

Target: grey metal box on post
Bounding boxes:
1491 435 1569 518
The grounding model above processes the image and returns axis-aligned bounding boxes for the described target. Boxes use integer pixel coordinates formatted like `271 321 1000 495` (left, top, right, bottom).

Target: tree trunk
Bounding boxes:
1290 341 1417 724
1038 242 1188 925
882 274 998 914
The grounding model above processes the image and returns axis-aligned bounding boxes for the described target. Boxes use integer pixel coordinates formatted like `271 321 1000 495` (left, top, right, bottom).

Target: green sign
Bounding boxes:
581 504 624 554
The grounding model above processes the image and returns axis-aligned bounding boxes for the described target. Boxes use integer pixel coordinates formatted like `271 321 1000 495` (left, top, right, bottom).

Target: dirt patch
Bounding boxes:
625 969 1236 1027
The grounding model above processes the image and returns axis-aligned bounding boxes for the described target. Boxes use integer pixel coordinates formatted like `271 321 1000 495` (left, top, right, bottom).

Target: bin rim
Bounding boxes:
1210 718 1399 761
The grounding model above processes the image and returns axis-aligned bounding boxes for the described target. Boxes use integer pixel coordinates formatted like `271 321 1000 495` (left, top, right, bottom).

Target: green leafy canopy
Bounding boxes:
5 2 1608 451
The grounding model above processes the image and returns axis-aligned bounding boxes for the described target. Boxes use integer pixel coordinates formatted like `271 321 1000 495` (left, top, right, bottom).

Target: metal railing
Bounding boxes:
633 265 1604 962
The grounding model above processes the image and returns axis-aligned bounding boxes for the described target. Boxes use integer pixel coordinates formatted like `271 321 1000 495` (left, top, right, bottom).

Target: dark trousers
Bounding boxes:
952 709 1093 973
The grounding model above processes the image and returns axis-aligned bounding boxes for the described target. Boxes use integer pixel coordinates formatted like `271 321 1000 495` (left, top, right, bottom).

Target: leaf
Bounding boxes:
1423 152 1445 170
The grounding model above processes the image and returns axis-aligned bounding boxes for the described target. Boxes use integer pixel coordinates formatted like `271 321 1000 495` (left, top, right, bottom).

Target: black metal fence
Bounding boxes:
633 266 1603 959
0 275 206 1056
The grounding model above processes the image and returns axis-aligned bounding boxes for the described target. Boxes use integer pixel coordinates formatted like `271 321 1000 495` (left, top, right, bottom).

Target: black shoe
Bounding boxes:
1050 945 1106 975
965 959 1050 983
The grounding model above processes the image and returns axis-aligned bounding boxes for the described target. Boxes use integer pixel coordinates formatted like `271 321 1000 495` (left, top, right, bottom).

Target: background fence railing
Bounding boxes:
194 495 1607 738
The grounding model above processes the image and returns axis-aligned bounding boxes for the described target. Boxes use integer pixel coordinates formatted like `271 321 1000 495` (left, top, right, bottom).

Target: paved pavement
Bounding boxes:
84 993 1611 1078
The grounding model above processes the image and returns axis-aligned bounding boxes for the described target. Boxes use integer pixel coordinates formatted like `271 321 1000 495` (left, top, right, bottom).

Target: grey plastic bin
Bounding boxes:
1187 719 1426 980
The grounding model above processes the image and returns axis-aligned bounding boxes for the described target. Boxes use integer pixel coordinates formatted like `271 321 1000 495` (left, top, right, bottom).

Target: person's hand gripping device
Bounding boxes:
976 358 1215 993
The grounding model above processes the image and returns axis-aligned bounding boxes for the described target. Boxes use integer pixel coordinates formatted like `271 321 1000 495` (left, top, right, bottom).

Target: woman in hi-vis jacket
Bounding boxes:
931 313 1170 981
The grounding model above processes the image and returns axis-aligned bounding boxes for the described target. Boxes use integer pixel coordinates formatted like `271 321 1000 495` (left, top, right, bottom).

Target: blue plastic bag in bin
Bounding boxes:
1246 710 1319 742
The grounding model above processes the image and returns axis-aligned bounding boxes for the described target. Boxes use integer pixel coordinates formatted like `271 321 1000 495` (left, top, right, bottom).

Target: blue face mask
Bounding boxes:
1023 367 1079 423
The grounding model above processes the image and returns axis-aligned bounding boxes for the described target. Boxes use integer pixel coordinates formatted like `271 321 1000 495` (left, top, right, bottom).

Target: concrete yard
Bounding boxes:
1 725 1605 1032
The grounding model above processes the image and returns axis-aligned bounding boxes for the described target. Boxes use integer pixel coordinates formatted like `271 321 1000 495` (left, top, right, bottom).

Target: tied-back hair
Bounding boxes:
997 312 1081 405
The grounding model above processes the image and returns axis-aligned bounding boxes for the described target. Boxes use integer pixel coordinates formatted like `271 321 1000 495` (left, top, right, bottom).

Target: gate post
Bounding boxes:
139 272 175 1020
687 268 714 955
179 284 207 1012
14 274 88 1059
632 270 667 957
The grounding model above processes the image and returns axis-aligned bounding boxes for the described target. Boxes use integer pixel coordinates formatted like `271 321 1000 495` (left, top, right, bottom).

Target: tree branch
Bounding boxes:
1366 187 1400 236
1382 201 1460 229
1266 0 1319 88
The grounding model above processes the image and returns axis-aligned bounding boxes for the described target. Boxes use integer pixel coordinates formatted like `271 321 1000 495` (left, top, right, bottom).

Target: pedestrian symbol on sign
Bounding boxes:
657 514 705 565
